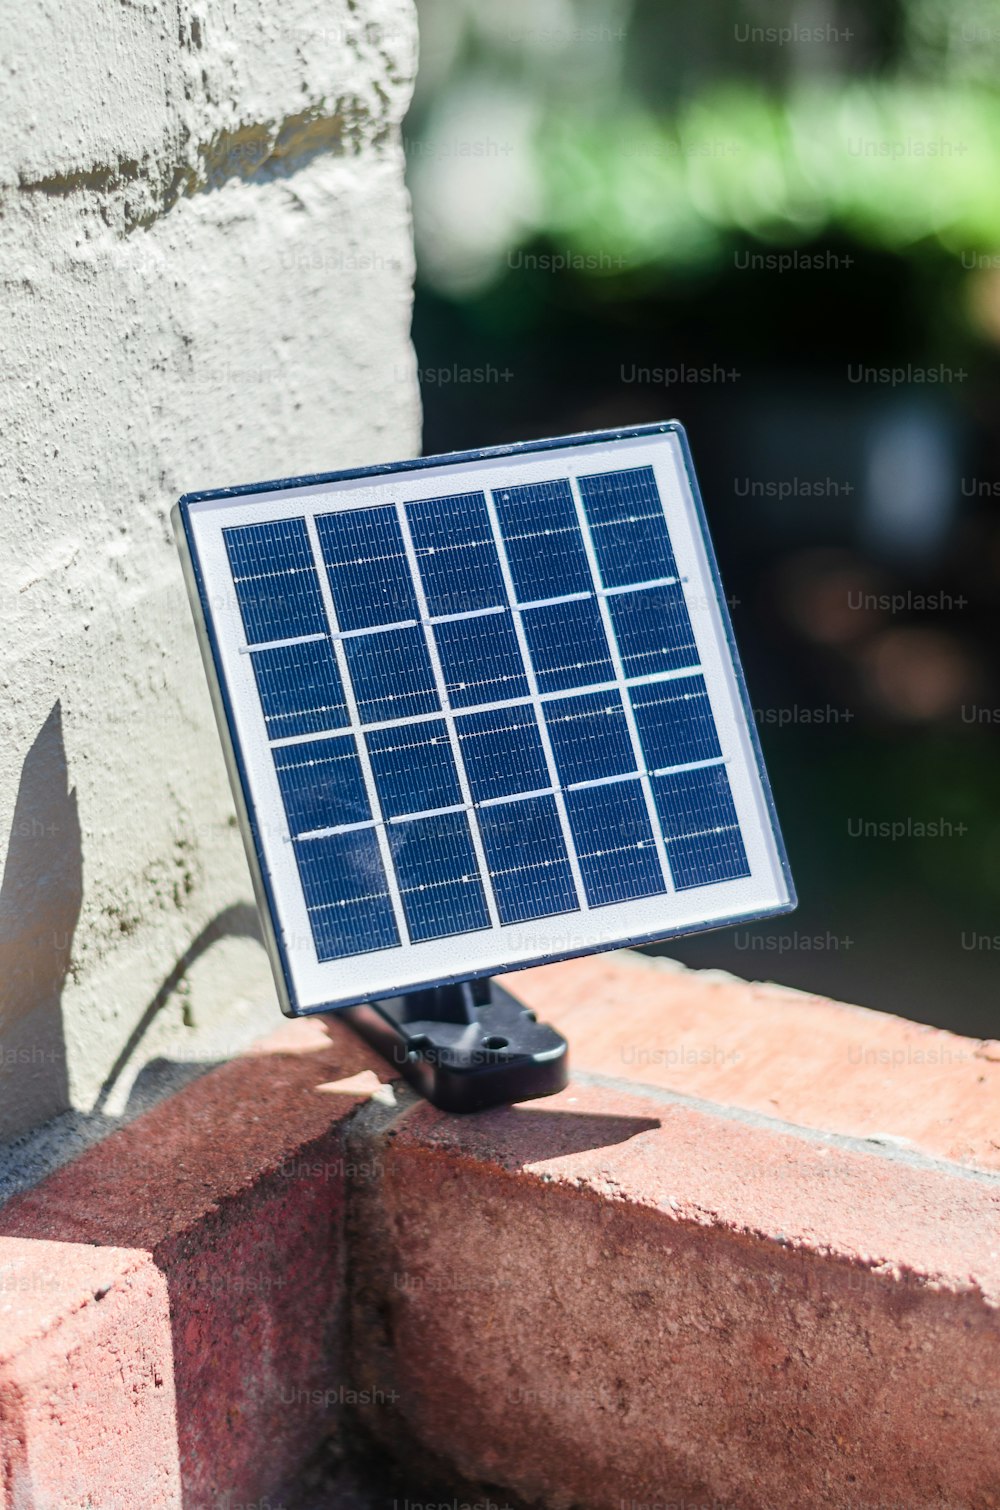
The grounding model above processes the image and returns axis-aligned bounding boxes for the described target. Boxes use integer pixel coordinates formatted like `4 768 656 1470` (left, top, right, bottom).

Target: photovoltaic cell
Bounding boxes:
274 734 369 837
607 583 699 679
455 706 549 803
543 690 636 787
316 507 419 631
250 638 349 739
182 425 792 1006
492 480 592 601
563 780 665 907
224 520 327 645
578 466 678 589
433 611 529 709
520 597 614 694
342 624 439 724
630 675 722 771
389 811 491 941
651 764 751 890
478 796 579 924
408 492 506 616
366 719 462 820
293 828 399 960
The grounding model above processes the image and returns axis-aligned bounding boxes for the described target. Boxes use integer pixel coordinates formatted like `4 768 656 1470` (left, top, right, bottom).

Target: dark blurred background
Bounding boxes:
403 0 1000 1038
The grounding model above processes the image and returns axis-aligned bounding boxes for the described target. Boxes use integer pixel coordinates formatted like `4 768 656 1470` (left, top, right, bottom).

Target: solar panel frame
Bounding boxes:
175 421 795 1017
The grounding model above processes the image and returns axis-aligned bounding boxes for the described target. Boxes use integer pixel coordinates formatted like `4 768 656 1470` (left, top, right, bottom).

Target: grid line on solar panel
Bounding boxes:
234 576 689 672
278 747 732 843
247 578 688 640
266 665 717 751
333 618 419 640
244 630 328 653
427 604 507 626
515 589 591 612
600 576 678 598
393 500 503 934
477 786 552 807
386 801 469 824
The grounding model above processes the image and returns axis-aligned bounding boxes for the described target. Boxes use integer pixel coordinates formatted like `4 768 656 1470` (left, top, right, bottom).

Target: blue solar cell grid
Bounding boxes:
578 466 678 588
433 611 528 708
520 597 614 694
455 706 550 803
563 780 665 907
630 675 722 771
221 460 755 963
652 764 750 891
543 691 636 787
293 828 399 961
366 720 461 820
607 582 699 679
273 735 369 837
250 638 349 739
342 625 438 725
492 480 591 601
225 519 327 645
407 492 506 616
389 811 491 941
316 507 418 630
478 796 578 924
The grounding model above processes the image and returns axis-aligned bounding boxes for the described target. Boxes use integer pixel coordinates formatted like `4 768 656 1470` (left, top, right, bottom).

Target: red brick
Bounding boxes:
7 960 1000 1508
0 1237 179 1509
1 1018 391 1509
507 953 1000 1170
348 1080 1000 1510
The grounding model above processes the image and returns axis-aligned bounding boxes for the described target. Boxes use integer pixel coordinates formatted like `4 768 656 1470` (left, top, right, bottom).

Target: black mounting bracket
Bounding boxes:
341 978 569 1114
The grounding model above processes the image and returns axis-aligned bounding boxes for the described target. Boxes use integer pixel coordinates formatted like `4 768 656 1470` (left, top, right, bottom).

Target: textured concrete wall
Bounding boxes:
0 0 420 1142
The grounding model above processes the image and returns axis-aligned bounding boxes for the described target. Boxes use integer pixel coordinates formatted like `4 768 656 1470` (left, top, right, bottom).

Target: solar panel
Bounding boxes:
175 423 794 1017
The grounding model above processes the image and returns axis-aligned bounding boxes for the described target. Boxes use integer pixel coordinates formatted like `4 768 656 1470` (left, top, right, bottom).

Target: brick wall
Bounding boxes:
3 956 998 1508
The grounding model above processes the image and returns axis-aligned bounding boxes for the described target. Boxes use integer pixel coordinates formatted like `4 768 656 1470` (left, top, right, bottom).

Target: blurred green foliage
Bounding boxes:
540 87 1000 270
409 0 1000 296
